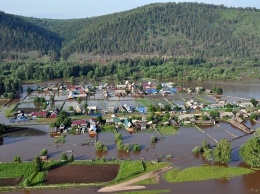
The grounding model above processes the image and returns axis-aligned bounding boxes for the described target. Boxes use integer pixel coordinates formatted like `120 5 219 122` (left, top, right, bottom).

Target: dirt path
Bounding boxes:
98 166 173 193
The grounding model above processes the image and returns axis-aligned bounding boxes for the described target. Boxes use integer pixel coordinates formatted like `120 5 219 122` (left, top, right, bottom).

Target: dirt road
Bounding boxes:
98 166 173 193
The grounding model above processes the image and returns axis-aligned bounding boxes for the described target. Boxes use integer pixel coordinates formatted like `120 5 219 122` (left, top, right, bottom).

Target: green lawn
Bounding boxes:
163 165 254 183
158 126 178 135
136 99 153 107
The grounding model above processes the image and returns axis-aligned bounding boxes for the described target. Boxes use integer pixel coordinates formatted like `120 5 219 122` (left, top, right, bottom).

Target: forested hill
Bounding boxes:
2 2 260 62
0 11 62 60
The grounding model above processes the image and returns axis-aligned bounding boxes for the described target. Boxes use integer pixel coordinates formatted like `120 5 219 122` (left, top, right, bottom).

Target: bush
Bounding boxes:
133 144 141 151
101 156 106 162
68 154 74 162
166 155 172 160
123 143 131 152
239 136 260 167
115 132 123 142
40 148 48 156
151 136 158 144
34 156 42 172
13 155 21 163
192 146 201 154
201 139 211 152
61 153 68 161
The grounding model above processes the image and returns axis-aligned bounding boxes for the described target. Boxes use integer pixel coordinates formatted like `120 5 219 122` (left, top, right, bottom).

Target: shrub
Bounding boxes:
151 136 158 144
61 153 68 161
68 154 74 162
101 156 106 162
115 132 123 142
166 155 172 160
123 143 131 152
133 144 141 151
13 155 21 163
34 156 42 172
192 146 201 154
40 148 48 156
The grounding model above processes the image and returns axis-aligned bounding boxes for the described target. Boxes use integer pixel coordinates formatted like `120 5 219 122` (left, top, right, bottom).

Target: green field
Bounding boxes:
163 165 254 183
136 99 154 107
158 126 178 135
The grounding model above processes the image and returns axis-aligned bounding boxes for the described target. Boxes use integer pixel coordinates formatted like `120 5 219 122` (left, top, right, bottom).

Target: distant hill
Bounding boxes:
1 2 260 62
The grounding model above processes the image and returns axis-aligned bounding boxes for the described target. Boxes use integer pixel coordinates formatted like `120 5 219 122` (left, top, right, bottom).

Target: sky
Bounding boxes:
1 0 260 19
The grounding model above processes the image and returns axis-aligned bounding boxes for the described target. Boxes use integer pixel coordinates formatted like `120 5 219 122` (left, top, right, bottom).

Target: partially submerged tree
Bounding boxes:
213 139 231 163
239 135 260 168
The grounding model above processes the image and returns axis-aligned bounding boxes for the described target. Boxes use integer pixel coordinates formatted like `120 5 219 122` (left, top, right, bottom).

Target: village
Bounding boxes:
7 80 260 139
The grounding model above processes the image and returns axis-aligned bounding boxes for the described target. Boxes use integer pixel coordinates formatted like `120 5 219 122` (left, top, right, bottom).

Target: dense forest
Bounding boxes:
1 3 260 61
0 56 250 96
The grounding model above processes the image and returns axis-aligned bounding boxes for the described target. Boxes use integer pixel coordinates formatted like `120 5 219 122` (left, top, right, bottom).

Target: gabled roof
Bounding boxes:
71 120 87 125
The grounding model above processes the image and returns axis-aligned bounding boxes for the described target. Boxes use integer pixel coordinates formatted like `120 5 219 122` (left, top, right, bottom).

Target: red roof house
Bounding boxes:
32 111 47 118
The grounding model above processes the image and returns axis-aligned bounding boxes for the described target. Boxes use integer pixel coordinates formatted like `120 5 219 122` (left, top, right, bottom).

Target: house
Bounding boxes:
137 107 146 114
123 119 134 132
76 106 85 114
87 106 98 111
210 104 225 109
146 89 157 93
114 90 127 97
229 119 251 133
49 112 58 118
140 122 147 130
163 121 169 126
220 112 234 118
32 111 47 118
238 102 254 108
169 119 179 127
117 85 127 89
205 89 212 94
71 120 87 127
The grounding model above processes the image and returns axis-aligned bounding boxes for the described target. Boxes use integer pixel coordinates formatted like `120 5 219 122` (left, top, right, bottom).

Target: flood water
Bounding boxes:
1 78 260 193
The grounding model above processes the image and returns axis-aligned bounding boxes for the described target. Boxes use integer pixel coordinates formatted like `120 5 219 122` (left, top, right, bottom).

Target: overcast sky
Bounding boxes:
1 0 260 19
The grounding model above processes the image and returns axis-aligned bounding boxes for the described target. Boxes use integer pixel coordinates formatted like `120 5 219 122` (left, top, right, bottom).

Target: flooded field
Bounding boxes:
16 102 43 113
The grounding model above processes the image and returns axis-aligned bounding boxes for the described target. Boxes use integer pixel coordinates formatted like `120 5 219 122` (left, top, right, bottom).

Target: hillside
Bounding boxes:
0 11 62 61
1 2 260 62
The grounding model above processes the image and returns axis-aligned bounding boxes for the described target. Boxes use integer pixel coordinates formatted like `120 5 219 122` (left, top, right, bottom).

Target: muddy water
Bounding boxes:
2 79 260 193
179 79 260 100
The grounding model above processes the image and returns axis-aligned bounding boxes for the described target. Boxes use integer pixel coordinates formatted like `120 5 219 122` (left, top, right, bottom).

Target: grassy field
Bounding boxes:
158 126 178 135
115 160 145 182
0 162 35 186
163 165 254 183
136 99 154 107
0 159 170 191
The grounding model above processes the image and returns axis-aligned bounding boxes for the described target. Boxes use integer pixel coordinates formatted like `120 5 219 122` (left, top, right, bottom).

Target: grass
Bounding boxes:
0 160 170 191
0 162 35 186
135 177 158 185
136 99 153 106
4 104 16 117
0 98 9 108
115 160 145 182
158 126 178 135
163 165 254 183
115 190 170 194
